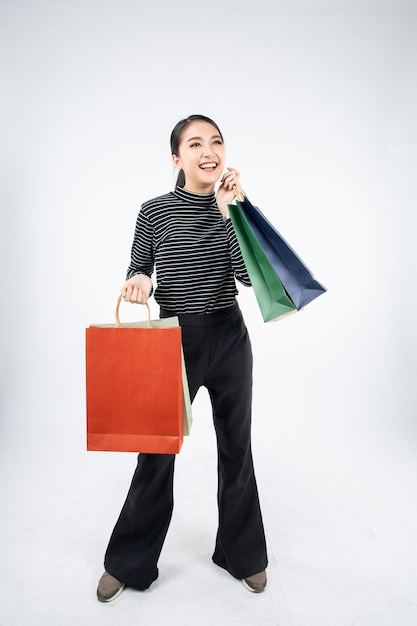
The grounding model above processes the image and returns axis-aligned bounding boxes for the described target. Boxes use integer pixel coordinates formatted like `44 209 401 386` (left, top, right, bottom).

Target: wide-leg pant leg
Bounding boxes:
104 453 175 589
208 308 268 579
103 325 207 590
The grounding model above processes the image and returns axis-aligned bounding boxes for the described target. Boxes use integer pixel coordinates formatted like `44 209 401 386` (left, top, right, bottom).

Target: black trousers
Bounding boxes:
104 302 268 590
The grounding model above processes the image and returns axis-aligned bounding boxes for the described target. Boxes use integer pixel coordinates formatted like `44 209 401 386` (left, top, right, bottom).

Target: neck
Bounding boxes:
183 182 216 195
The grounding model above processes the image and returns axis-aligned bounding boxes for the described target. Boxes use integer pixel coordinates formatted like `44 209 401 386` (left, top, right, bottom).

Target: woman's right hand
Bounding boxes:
121 274 153 304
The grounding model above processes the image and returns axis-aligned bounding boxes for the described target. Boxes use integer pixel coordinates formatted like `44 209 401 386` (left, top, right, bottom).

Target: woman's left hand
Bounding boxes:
216 167 243 217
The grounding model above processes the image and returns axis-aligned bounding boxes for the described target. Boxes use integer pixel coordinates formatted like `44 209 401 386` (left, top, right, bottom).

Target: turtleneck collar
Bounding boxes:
173 185 217 206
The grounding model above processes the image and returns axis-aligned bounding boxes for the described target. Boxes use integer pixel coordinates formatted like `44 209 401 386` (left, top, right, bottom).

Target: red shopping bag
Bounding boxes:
86 297 184 453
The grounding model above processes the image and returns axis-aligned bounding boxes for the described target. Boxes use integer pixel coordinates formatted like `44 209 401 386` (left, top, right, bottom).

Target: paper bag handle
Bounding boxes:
115 294 151 328
233 185 245 202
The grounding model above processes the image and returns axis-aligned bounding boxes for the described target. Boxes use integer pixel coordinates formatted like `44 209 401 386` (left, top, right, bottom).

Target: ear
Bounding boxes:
172 153 181 169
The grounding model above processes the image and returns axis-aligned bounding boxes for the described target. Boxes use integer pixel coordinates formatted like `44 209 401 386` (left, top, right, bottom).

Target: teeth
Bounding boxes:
200 163 216 169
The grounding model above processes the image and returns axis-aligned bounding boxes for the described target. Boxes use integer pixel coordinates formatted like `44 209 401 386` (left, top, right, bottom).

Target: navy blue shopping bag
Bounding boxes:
236 195 326 309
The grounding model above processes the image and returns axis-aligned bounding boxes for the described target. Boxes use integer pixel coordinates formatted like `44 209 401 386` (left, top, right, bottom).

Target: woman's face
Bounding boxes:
172 120 225 193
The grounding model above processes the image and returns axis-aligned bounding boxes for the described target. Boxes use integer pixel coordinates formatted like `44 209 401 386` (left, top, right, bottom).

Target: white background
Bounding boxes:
1 1 417 625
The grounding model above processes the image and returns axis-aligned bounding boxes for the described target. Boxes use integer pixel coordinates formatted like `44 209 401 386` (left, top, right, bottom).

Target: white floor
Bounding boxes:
2 379 417 626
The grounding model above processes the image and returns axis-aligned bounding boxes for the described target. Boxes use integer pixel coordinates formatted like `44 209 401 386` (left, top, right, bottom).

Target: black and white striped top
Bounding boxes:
126 186 251 314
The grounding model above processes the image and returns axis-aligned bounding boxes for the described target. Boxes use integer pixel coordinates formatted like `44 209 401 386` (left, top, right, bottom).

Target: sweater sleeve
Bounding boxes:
126 209 155 280
224 218 251 287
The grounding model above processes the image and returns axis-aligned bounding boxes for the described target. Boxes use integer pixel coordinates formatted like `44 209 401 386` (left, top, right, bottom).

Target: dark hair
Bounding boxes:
170 114 224 188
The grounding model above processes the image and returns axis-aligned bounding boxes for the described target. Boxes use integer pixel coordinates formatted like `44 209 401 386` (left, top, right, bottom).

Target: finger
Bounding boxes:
129 285 139 303
225 177 238 191
135 288 144 304
222 170 238 181
122 284 133 302
220 176 234 190
133 287 148 305
222 172 239 188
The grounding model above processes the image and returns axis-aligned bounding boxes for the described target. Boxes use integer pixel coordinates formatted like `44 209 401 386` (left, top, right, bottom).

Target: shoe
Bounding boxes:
97 572 125 602
241 570 267 593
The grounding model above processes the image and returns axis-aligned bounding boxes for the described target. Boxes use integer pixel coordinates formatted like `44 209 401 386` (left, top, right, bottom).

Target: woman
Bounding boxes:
97 114 268 602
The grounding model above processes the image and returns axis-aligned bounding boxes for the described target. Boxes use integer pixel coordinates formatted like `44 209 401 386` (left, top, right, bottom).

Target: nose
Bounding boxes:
202 143 215 157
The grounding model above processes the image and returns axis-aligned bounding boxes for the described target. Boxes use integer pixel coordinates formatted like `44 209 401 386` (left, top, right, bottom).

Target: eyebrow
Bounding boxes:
186 135 223 143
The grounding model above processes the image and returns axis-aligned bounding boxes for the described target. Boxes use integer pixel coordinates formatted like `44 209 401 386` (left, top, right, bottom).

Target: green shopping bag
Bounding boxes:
228 203 297 322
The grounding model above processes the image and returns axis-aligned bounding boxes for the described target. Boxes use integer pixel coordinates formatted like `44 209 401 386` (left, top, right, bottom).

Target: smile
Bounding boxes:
200 163 217 170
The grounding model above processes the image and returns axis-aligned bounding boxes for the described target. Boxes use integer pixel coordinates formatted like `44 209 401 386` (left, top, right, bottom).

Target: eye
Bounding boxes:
190 142 201 148
213 140 223 145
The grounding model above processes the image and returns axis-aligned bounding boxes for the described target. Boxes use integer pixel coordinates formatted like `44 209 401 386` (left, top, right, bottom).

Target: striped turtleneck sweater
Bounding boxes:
126 186 251 314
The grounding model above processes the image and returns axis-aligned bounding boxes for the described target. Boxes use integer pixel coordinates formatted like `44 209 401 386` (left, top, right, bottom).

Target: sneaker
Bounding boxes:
97 572 125 602
241 570 267 593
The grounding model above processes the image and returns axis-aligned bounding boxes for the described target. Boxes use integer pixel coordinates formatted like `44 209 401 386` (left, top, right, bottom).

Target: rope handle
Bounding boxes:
233 185 245 202
115 294 151 328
